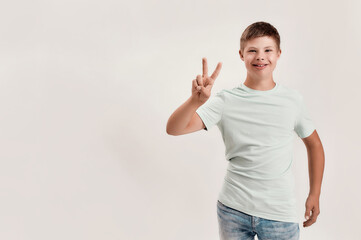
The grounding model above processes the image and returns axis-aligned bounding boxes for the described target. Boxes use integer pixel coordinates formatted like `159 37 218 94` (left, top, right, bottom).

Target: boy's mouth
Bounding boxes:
252 64 268 69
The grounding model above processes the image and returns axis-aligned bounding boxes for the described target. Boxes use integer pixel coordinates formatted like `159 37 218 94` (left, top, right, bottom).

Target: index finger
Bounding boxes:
202 57 208 77
210 62 222 80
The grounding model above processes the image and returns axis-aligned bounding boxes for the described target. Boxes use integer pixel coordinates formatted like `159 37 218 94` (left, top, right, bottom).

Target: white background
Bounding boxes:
0 0 360 239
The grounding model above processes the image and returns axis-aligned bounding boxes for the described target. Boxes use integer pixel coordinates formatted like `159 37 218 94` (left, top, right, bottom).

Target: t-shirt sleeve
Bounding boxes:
294 94 316 138
195 90 225 131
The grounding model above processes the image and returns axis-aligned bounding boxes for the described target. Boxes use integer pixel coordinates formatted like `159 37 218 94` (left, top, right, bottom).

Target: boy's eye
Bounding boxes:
248 49 272 52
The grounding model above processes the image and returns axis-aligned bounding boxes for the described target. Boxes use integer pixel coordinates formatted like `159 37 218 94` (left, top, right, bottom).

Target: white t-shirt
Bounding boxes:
196 82 316 223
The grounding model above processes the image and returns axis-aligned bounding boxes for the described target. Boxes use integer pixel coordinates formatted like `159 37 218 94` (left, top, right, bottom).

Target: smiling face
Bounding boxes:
239 36 281 80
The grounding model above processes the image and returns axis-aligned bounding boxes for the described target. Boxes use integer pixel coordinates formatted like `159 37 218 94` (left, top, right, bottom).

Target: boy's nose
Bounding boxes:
257 56 264 60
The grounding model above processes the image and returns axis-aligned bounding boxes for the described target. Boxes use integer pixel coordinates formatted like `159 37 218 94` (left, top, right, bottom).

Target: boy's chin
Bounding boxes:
248 69 272 74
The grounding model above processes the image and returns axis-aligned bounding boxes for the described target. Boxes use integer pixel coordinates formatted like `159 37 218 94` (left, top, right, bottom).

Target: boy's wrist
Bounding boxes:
309 191 321 197
189 95 204 108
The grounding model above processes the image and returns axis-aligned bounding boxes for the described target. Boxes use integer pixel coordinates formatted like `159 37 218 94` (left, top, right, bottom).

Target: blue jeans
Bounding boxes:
217 200 300 240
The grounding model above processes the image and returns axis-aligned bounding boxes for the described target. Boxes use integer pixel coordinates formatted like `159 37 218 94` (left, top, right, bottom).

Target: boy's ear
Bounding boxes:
239 50 244 61
277 49 282 59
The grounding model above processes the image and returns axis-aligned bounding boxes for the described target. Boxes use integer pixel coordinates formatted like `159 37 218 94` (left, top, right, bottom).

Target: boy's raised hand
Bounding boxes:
191 57 222 104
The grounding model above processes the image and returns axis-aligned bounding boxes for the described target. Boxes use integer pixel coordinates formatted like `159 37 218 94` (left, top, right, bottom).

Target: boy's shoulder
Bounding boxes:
277 83 303 99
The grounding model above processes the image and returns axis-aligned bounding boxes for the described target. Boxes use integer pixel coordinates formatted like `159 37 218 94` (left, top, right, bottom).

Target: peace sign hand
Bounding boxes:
191 57 222 104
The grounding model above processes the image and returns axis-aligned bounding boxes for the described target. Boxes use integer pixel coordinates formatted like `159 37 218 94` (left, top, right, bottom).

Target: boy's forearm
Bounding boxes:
306 144 325 197
166 96 202 135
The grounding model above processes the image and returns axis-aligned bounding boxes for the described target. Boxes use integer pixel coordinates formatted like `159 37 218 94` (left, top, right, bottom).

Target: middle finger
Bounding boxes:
202 58 208 77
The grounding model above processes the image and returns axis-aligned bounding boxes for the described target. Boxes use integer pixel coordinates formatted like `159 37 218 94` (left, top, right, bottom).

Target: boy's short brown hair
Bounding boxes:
240 21 281 54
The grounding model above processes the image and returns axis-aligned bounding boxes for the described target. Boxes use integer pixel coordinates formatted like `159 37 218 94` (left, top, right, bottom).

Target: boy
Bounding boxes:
166 21 325 240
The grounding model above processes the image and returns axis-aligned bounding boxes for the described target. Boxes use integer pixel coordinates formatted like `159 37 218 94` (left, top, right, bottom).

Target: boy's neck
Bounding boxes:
243 75 276 91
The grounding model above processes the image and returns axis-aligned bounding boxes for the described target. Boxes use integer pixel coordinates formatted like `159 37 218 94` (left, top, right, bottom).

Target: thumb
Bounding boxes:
197 85 206 93
305 207 312 220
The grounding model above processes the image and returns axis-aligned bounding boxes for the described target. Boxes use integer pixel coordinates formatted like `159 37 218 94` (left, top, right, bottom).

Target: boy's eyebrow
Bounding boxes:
248 46 274 49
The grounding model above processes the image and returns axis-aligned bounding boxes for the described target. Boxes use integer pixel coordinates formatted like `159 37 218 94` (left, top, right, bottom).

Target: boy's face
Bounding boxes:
239 36 281 79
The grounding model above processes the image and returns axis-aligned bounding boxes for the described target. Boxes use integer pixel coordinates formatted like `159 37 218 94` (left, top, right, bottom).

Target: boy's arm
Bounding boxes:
301 129 325 228
166 96 204 136
302 130 325 196
166 58 222 136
